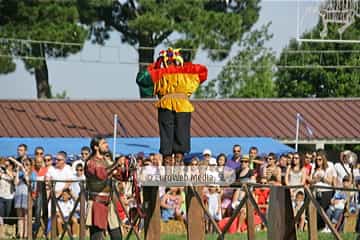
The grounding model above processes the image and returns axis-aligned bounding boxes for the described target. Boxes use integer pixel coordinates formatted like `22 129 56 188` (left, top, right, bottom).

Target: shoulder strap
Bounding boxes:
339 161 351 177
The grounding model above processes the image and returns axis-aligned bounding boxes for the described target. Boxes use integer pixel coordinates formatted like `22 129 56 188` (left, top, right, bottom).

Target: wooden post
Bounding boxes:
308 201 318 240
27 182 33 240
267 186 297 240
218 194 248 240
51 183 57 240
143 186 160 240
186 186 205 240
79 181 86 240
192 190 222 235
246 199 255 240
245 185 268 227
304 187 342 240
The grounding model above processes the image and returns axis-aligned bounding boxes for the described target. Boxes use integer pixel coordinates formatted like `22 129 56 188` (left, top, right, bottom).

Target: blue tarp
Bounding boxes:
0 137 293 158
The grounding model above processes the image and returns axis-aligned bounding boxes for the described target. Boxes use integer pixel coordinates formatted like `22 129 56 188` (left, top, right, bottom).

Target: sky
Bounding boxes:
0 1 320 100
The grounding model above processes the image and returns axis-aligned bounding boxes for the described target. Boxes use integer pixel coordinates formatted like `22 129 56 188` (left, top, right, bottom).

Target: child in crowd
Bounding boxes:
324 176 352 232
56 189 79 238
293 190 306 231
254 177 270 215
220 187 234 218
206 185 222 233
160 187 183 222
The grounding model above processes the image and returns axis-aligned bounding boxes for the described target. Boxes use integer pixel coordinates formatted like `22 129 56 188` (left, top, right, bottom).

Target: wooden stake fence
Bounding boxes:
24 180 360 240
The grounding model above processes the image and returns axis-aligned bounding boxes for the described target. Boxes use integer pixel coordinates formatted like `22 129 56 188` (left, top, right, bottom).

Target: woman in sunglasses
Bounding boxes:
264 153 281 184
0 158 16 239
285 153 306 199
8 157 32 239
310 151 336 230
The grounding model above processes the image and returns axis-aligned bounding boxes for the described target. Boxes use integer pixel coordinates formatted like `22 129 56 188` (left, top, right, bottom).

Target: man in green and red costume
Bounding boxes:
137 48 207 162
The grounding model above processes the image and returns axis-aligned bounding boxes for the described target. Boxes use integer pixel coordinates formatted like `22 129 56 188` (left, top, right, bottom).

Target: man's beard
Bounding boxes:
99 149 109 156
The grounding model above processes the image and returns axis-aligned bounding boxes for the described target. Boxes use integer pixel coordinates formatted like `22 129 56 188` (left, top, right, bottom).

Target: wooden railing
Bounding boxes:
25 180 360 240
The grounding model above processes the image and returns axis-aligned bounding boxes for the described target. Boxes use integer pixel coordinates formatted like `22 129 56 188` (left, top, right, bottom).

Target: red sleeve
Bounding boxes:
147 62 208 83
86 159 108 180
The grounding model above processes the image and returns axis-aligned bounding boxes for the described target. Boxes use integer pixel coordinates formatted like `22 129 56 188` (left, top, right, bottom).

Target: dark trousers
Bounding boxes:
33 184 48 235
0 197 13 222
89 226 122 240
316 190 334 230
158 108 191 156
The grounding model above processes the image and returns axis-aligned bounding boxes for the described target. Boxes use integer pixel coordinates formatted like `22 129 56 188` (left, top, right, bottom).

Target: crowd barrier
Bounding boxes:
14 180 360 240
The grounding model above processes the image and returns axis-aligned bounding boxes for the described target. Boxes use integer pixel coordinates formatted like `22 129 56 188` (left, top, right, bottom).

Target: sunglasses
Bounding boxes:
268 158 273 160
241 161 249 163
56 158 64 161
316 158 323 161
35 152 44 155
233 150 241 153
45 158 52 162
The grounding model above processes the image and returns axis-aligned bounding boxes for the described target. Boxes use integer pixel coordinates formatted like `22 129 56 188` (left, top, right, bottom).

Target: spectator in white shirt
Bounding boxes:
334 150 353 187
71 163 86 199
46 151 73 198
71 146 90 174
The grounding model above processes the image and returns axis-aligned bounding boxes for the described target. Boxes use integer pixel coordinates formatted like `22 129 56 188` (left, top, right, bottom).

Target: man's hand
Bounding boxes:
106 162 119 176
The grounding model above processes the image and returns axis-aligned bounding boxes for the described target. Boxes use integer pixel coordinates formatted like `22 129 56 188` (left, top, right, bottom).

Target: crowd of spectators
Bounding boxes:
0 143 359 238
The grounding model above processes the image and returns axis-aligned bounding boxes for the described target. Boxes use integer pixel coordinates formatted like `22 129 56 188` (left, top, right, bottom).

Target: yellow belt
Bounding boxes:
159 92 188 100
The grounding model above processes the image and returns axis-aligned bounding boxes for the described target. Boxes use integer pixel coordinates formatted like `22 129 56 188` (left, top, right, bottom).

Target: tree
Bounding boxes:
87 0 261 72
0 1 87 98
276 19 360 97
0 46 15 74
195 23 277 98
49 86 69 99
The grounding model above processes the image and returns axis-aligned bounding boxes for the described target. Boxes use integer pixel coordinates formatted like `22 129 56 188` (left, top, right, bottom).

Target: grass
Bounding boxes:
5 223 358 239
8 232 357 239
124 232 359 240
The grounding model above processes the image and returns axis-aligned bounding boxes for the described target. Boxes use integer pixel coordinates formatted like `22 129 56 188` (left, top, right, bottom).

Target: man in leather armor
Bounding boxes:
85 136 122 240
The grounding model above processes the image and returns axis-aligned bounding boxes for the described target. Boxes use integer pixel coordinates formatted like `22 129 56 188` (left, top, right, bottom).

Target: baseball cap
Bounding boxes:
203 149 212 156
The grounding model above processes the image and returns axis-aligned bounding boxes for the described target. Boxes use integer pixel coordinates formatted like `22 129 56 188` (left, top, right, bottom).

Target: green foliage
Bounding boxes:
49 85 69 99
0 1 87 69
0 0 88 98
0 46 16 74
276 20 360 98
195 23 277 98
107 0 260 63
325 144 360 152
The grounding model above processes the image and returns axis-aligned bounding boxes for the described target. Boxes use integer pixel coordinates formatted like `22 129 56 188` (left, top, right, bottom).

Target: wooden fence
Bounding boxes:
24 180 360 240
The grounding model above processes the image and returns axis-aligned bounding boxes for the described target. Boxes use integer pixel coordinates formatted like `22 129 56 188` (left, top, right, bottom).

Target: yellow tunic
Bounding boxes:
154 73 200 112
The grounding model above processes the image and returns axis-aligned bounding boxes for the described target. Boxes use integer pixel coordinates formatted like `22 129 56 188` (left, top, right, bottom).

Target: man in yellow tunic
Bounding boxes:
137 48 207 162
